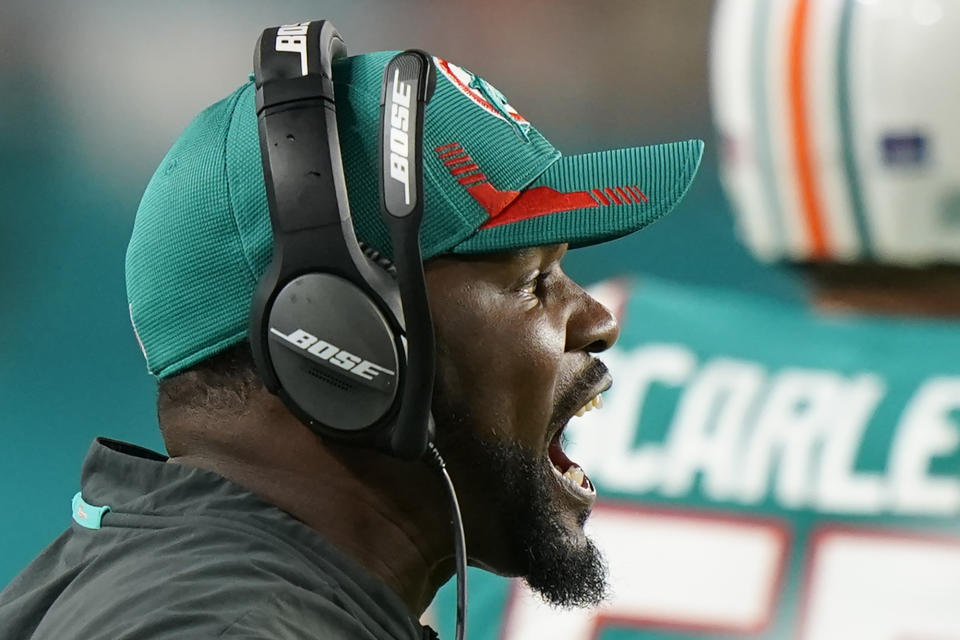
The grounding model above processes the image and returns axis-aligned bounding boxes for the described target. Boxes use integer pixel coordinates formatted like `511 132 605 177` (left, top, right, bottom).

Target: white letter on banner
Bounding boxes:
594 344 694 494
889 377 960 516
815 373 886 514
662 358 765 501
738 369 843 508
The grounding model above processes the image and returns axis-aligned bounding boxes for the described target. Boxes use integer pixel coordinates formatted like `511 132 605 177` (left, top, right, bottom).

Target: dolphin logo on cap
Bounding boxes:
434 57 532 141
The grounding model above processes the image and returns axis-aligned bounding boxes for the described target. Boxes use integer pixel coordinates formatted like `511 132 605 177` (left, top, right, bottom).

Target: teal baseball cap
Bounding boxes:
126 51 703 379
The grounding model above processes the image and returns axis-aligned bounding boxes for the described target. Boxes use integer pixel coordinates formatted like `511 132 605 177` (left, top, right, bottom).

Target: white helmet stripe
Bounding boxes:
712 0 786 260
748 0 788 257
803 0 862 261
836 0 874 258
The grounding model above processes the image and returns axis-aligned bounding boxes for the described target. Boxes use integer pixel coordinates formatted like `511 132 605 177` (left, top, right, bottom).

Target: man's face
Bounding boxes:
425 243 618 607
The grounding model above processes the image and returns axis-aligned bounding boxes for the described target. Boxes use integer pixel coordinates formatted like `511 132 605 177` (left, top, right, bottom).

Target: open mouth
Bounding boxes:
547 392 603 503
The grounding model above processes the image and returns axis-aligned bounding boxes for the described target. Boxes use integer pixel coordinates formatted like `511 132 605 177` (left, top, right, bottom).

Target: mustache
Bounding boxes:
550 358 610 429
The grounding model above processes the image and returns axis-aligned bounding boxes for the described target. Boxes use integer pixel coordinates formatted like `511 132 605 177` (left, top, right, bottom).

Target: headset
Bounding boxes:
248 20 467 639
249 20 435 460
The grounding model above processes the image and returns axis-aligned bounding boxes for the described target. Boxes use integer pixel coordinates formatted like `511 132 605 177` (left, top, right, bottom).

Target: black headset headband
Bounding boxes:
249 21 436 459
249 26 467 637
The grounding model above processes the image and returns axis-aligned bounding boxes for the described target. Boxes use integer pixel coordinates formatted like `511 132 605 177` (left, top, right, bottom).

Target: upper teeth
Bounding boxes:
575 393 603 417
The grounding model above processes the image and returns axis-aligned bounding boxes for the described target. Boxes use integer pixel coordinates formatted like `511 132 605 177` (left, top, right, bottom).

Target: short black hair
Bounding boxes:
157 341 263 433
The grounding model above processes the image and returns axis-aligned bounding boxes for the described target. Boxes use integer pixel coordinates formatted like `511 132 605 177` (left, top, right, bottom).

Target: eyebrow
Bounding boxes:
511 244 566 263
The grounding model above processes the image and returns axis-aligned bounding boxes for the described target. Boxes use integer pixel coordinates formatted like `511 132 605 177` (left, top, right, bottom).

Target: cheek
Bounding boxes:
433 301 565 445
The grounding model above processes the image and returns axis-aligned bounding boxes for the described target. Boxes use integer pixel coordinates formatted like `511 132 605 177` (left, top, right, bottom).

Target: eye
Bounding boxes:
519 270 552 297
519 272 539 296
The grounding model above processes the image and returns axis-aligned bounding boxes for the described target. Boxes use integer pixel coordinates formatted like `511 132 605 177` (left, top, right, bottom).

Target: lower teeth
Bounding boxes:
562 464 586 489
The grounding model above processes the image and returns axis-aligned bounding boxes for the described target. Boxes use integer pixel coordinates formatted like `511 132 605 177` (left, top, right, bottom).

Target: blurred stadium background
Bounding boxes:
2 1 956 639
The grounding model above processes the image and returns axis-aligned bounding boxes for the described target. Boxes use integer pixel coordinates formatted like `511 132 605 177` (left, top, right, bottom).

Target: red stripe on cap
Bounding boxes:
479 186 598 229
466 182 520 217
451 164 480 176
447 143 641 231
630 185 648 203
435 142 460 152
439 149 465 159
605 188 623 205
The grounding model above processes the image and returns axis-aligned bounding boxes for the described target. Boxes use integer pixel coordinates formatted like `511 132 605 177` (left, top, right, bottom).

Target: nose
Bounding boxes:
565 288 620 353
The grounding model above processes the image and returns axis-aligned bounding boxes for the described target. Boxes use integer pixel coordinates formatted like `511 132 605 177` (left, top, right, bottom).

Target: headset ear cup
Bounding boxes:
266 272 402 434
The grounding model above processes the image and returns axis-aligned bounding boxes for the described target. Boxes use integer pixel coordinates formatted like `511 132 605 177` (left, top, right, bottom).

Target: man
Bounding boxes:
0 36 703 639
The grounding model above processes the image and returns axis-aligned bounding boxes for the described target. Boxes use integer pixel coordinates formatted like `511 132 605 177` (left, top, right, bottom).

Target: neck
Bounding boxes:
806 263 960 318
165 397 455 616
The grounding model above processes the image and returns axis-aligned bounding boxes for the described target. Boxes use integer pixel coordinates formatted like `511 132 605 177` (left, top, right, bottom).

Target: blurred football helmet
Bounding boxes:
712 0 960 264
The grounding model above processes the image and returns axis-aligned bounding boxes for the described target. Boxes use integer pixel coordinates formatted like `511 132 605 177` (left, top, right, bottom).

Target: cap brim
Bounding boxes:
450 139 704 254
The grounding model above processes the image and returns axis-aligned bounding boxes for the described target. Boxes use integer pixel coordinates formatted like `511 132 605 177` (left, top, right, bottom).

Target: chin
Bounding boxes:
459 435 610 607
433 392 610 607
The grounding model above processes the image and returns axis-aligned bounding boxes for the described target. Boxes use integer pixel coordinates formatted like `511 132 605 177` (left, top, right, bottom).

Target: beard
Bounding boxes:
433 400 608 608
